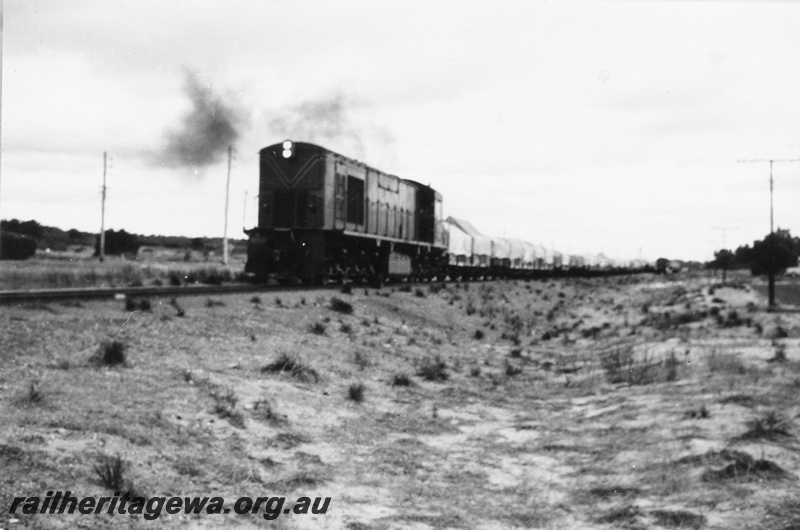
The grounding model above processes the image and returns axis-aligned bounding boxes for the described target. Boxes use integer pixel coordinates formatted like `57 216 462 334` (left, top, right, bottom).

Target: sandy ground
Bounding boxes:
2 272 800 529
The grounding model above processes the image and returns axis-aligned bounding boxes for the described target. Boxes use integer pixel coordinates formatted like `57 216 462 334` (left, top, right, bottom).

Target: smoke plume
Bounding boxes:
267 92 368 158
155 71 246 170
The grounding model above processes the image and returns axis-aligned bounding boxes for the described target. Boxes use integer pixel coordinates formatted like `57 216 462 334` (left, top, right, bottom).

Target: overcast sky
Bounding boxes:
2 0 800 262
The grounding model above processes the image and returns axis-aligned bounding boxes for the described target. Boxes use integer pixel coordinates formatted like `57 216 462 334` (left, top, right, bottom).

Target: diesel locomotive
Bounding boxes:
245 141 651 283
244 141 447 284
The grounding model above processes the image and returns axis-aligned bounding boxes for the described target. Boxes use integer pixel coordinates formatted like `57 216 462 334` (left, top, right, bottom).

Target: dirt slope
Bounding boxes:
2 274 800 529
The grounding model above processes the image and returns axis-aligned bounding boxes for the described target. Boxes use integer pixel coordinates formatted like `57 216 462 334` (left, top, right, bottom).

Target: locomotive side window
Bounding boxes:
346 176 365 225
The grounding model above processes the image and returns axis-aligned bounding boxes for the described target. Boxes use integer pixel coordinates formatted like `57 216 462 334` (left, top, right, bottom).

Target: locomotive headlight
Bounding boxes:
282 140 294 159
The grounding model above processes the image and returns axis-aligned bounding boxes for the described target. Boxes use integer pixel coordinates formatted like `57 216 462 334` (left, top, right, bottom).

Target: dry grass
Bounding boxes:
0 253 243 289
2 273 799 528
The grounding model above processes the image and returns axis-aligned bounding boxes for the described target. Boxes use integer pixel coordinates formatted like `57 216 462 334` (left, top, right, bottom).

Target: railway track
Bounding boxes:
0 283 302 305
0 268 651 305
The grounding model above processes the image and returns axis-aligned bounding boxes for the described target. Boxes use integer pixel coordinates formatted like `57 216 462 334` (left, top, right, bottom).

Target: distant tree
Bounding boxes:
190 237 206 251
95 229 141 257
750 229 800 277
733 244 753 269
67 228 82 240
710 249 735 282
0 232 37 260
1 219 43 240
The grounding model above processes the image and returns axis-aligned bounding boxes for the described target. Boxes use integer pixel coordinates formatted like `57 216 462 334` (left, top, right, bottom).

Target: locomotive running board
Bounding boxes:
341 229 445 250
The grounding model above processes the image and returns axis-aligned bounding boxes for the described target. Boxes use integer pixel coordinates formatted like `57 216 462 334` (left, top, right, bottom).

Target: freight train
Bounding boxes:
244 141 650 284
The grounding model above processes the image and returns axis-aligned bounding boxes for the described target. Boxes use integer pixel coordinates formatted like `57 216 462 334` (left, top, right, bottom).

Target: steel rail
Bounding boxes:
0 283 303 305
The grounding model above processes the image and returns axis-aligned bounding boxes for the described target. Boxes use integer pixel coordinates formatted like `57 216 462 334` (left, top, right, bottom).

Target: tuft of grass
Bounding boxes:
261 353 319 383
391 373 413 387
706 349 747 374
718 394 756 407
250 296 262 305
737 411 792 441
599 347 680 385
417 355 449 382
51 358 71 370
414 288 426 298
95 340 127 366
353 350 369 370
93 454 128 491
125 298 151 312
686 404 710 419
329 297 354 314
309 322 327 335
348 382 366 403
340 283 353 295
587 486 640 499
17 381 45 406
206 298 225 308
251 398 287 425
505 361 523 377
594 504 641 525
209 386 245 429
650 510 706 530
702 450 792 482
769 342 787 363
474 329 485 340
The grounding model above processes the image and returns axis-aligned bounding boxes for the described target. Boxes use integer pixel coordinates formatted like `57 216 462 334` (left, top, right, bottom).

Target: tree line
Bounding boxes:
709 229 800 277
0 219 244 260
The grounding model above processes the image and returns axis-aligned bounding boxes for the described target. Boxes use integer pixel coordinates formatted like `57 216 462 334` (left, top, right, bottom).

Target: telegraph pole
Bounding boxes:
711 225 739 283
223 146 232 266
738 158 800 307
243 190 248 229
99 151 107 262
712 225 739 250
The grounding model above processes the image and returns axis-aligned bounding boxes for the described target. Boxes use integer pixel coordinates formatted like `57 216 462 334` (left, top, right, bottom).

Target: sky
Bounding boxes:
2 0 800 262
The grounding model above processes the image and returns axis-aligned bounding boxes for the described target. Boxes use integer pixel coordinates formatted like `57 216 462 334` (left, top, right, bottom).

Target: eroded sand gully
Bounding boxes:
3 273 800 529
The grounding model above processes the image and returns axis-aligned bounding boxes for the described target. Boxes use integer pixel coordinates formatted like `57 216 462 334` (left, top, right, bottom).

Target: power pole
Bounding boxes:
738 158 800 307
711 225 739 283
243 190 248 229
712 225 739 250
99 151 107 262
223 146 232 266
